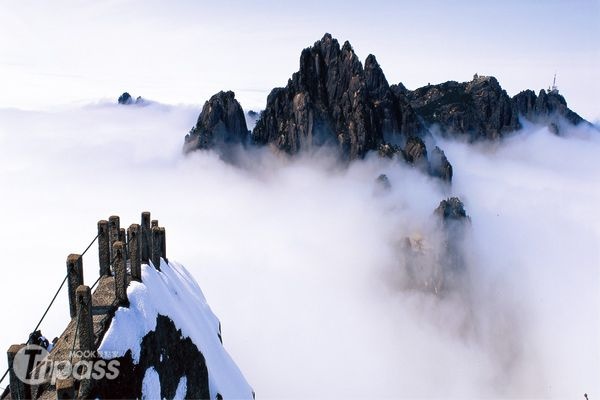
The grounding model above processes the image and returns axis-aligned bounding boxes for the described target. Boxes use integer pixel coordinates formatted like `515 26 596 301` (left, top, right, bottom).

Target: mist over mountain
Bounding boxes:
1 25 598 400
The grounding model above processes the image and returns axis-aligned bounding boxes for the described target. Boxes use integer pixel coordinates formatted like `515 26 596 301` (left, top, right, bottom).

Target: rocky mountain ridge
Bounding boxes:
182 33 589 182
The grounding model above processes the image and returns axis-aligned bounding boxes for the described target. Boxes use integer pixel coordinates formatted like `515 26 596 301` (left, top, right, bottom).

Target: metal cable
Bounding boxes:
27 231 100 341
0 369 8 388
80 232 100 257
27 274 68 344
0 229 130 394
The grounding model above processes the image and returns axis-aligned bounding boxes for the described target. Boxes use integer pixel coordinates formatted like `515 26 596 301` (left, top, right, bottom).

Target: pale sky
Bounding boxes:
1 0 599 120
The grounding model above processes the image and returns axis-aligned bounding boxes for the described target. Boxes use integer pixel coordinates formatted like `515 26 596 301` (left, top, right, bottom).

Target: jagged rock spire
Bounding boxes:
252 33 426 160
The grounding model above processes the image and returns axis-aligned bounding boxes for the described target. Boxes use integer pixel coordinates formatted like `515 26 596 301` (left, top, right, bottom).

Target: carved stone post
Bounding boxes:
97 220 110 276
159 227 166 261
108 216 120 261
140 212 151 263
75 285 93 354
7 344 27 400
151 226 161 271
113 242 128 306
75 284 93 398
128 224 141 281
118 228 127 259
66 254 83 319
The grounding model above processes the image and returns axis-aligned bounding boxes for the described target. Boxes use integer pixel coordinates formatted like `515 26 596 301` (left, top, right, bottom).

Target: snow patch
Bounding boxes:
141 367 160 400
99 259 253 399
174 376 187 400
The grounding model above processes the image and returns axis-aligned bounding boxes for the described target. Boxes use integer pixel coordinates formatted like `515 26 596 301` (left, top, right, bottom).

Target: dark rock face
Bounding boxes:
118 92 146 106
182 34 590 181
434 197 471 292
435 197 469 221
183 34 588 184
404 75 587 139
403 136 427 165
118 92 133 105
512 89 585 133
184 91 249 153
406 76 520 140
428 147 453 181
252 33 426 160
91 315 210 399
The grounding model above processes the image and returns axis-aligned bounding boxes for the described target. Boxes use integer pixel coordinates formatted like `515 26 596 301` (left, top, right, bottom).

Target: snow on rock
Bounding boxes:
142 367 161 400
174 376 188 400
98 259 253 399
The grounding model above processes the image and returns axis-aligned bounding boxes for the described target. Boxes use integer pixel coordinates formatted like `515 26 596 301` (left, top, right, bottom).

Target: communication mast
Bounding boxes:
548 73 559 94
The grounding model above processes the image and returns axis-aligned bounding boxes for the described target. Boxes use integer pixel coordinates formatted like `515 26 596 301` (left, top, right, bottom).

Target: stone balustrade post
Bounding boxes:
66 254 83 319
159 227 166 262
118 228 127 259
108 216 120 261
113 241 128 306
7 344 27 400
151 226 161 271
97 220 110 276
128 224 141 281
141 212 151 262
75 285 93 355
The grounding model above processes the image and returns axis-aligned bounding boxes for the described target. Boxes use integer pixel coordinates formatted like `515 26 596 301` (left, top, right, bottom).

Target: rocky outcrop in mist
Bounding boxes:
184 91 249 153
512 88 585 134
183 33 589 181
404 75 586 138
399 197 471 295
252 34 425 161
185 34 451 180
404 76 520 140
435 197 471 291
118 92 144 105
435 197 470 222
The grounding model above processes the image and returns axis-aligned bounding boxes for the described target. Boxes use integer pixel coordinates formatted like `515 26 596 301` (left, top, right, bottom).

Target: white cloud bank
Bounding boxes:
0 101 598 398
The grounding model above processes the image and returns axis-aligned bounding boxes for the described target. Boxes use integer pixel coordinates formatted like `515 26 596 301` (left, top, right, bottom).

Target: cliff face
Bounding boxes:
252 34 425 160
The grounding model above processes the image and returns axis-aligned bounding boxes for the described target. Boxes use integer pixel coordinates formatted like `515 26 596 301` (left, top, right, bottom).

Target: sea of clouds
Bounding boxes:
0 101 598 398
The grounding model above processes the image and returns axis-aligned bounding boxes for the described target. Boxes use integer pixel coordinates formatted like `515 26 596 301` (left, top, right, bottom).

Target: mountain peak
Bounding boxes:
252 34 432 171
